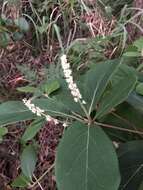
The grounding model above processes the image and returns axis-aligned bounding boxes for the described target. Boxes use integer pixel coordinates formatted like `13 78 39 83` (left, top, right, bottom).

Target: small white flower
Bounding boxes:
74 97 78 102
82 100 86 104
54 119 59 125
45 115 52 122
63 123 68 127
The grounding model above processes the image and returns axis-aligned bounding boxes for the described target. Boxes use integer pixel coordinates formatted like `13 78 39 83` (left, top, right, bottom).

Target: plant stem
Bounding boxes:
31 164 55 188
95 121 143 135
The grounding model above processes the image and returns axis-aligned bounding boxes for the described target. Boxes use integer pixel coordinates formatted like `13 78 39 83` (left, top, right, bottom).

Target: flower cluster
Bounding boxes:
23 98 59 125
60 54 86 104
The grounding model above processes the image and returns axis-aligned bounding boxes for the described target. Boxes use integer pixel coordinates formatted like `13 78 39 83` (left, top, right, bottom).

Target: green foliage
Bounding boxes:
12 174 30 188
0 16 29 47
0 127 8 142
136 83 143 96
0 56 138 189
20 145 37 180
55 122 120 190
21 119 45 143
118 141 143 190
82 59 121 111
124 37 143 58
96 64 137 118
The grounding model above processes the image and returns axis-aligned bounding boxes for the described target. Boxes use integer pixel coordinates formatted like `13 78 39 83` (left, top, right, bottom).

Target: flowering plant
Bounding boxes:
0 54 137 190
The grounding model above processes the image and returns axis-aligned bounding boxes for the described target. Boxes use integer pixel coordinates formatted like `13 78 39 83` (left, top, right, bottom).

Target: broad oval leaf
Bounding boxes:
21 145 37 180
96 64 137 119
55 122 120 190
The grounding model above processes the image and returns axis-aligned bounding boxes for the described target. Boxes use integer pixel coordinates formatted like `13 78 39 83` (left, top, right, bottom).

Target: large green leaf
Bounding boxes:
21 145 37 180
0 98 70 127
96 65 137 119
118 141 143 190
55 122 120 190
82 59 121 113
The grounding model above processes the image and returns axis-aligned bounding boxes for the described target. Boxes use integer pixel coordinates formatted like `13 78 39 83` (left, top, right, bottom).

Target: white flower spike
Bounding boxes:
23 98 59 125
60 54 86 104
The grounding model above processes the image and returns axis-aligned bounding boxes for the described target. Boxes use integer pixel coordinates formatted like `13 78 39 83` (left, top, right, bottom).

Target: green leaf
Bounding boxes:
127 92 143 114
41 80 60 95
83 59 121 113
0 127 8 142
12 32 24 41
96 65 137 119
118 141 143 190
0 101 35 126
21 119 44 143
17 86 36 93
21 145 37 180
55 122 120 190
136 83 143 95
33 98 70 117
100 102 143 142
16 17 30 32
123 52 141 57
134 37 143 51
0 32 10 47
0 127 8 136
12 174 30 188
0 98 70 127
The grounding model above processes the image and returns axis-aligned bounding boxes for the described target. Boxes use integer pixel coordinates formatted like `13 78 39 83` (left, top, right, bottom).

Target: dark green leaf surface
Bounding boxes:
55 122 120 190
21 145 37 180
96 65 137 119
21 119 45 142
0 101 35 126
127 92 143 113
83 59 121 112
118 141 143 190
